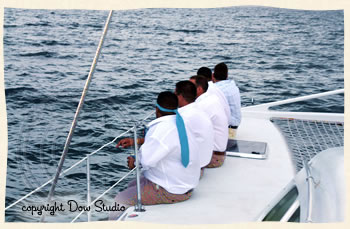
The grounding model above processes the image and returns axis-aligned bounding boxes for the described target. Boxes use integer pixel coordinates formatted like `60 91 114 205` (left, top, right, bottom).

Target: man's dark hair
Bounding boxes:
213 62 228 81
175 81 197 103
190 75 208 92
157 91 178 115
197 67 212 81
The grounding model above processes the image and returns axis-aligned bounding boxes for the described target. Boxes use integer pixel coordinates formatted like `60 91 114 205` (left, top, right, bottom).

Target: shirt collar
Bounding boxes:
178 102 195 112
147 114 176 128
216 79 236 87
196 92 209 103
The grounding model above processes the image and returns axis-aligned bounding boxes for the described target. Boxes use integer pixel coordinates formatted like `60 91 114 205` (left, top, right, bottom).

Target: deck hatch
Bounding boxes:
226 139 268 159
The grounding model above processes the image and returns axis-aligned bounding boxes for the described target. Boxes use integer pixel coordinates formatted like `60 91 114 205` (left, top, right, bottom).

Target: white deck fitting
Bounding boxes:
121 114 295 224
296 147 345 222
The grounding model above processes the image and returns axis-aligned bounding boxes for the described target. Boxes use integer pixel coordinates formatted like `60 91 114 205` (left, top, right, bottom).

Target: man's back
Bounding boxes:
195 92 228 152
179 102 214 168
207 81 231 123
216 79 241 127
140 114 201 194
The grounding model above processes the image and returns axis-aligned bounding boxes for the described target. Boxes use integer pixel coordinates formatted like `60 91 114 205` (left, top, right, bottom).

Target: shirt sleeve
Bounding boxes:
139 135 170 170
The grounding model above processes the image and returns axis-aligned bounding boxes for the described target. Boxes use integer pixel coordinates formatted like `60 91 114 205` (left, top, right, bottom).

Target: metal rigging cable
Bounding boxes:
40 10 114 222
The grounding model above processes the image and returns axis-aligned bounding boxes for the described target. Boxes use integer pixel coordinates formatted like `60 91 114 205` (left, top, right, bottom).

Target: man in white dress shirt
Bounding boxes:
213 62 242 139
110 92 200 220
197 66 217 95
197 66 231 124
197 66 212 81
190 75 229 168
175 80 214 175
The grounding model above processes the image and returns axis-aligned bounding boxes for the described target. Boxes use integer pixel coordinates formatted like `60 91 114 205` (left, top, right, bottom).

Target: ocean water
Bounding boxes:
3 7 344 222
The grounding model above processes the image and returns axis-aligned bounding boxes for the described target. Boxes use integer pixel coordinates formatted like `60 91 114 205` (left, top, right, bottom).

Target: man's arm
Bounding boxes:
139 136 170 169
116 138 145 148
127 156 135 169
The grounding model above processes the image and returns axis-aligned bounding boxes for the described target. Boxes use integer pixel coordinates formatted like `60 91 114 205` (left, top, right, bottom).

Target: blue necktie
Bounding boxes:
156 103 189 167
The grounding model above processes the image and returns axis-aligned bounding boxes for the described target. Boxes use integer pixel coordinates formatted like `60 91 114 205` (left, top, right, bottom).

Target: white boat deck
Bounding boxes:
121 114 295 224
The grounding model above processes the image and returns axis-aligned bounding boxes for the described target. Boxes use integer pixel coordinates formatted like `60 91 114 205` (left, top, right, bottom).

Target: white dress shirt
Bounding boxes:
215 79 241 127
195 92 229 152
140 115 200 194
178 102 214 168
207 81 231 123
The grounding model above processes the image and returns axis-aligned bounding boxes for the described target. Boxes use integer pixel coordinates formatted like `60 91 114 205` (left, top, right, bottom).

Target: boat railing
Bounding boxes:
244 89 344 111
70 167 137 222
242 89 344 122
5 110 154 222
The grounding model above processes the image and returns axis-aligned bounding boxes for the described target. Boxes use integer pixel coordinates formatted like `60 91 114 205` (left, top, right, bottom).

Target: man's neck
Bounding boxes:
180 101 194 108
179 101 190 108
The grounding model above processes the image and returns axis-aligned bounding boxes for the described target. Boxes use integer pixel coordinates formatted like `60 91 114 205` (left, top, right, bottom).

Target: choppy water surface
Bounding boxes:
4 7 344 222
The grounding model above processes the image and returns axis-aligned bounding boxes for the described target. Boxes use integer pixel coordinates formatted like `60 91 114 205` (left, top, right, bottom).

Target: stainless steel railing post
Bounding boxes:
87 154 91 222
303 160 313 223
133 124 145 212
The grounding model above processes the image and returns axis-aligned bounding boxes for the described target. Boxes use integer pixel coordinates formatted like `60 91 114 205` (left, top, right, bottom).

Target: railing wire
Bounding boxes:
5 110 154 211
71 167 136 223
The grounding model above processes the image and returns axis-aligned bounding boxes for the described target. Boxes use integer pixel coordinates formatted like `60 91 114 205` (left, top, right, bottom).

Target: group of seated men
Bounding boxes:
109 62 241 220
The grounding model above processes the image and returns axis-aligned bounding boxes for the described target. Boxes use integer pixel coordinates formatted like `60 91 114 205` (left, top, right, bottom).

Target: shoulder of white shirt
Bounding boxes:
216 79 237 87
147 114 176 128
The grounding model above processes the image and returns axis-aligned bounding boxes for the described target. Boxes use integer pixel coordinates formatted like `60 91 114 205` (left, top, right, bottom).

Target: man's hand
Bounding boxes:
127 156 135 170
116 138 134 148
116 138 145 148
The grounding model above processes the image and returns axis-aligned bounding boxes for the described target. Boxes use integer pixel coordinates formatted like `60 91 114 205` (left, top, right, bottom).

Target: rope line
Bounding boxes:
71 167 136 223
